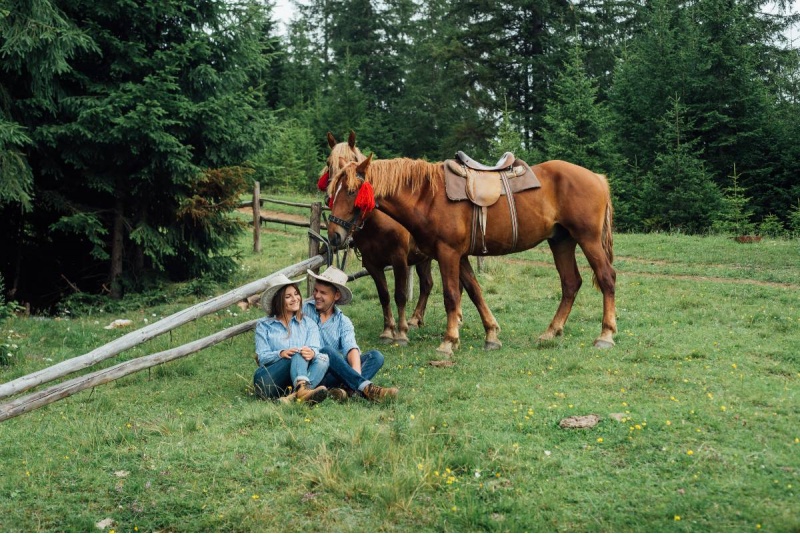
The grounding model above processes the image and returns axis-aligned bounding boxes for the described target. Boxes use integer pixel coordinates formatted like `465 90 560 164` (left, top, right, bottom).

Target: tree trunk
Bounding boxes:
109 197 125 299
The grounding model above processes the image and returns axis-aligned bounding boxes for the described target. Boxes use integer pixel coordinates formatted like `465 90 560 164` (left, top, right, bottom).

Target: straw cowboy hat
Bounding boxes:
260 274 304 315
306 267 352 305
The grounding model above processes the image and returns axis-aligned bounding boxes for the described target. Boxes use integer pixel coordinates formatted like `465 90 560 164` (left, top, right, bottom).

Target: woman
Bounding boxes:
253 274 329 404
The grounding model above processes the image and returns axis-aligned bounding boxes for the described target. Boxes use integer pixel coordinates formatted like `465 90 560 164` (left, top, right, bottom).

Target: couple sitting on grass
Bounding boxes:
252 266 398 405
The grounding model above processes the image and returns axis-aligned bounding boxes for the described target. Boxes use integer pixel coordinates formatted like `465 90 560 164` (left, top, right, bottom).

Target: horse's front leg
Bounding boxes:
459 256 501 350
392 260 411 346
365 262 396 344
435 252 463 358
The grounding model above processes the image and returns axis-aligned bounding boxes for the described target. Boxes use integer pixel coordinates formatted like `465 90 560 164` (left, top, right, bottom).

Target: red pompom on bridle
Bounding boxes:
317 170 329 191
354 180 376 214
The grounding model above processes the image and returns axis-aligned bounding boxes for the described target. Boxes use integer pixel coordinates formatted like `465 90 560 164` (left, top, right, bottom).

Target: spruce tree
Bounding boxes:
639 97 722 233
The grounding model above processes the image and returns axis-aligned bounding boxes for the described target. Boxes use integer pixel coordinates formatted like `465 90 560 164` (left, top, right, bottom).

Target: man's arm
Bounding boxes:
346 348 362 375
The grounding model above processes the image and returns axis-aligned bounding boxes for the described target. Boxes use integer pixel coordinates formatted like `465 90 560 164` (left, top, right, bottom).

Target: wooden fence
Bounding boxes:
241 181 327 257
0 255 325 422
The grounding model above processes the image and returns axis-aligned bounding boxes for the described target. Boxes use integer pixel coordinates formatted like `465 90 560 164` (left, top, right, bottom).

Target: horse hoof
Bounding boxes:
429 360 455 368
593 338 615 349
407 321 420 330
436 341 454 357
379 336 395 345
484 341 502 351
394 337 409 346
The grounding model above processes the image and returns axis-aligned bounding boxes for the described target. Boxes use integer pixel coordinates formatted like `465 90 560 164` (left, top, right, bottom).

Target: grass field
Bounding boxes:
1 210 798 532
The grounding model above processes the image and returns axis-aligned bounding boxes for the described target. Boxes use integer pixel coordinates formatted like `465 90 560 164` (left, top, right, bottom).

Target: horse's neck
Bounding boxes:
375 177 432 234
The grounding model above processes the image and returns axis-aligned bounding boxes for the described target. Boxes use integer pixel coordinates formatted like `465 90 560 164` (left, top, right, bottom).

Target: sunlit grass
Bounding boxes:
1 200 798 532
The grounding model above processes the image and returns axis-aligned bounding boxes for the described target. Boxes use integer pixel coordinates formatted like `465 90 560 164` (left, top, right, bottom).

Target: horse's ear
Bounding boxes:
327 132 337 148
356 153 373 174
348 130 356 149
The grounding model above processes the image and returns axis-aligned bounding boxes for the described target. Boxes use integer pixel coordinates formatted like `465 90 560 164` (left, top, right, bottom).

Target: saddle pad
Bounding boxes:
444 158 541 202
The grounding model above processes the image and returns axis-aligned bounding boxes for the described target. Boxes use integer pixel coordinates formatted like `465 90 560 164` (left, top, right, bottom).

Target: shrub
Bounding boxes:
758 214 786 238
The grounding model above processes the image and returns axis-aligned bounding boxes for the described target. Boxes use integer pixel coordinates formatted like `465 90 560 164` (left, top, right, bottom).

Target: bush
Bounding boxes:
789 200 800 237
758 214 786 238
0 273 23 320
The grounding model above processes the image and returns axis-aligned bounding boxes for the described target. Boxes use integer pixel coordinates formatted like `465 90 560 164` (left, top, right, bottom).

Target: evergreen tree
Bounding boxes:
639 97 722 233
540 44 620 173
0 0 279 308
711 166 756 236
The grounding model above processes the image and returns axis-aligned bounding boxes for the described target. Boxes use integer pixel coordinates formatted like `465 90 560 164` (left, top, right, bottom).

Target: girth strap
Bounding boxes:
500 170 519 249
468 169 520 254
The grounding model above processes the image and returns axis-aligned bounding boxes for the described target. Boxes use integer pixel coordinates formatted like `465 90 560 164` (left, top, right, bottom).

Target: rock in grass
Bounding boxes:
559 414 600 429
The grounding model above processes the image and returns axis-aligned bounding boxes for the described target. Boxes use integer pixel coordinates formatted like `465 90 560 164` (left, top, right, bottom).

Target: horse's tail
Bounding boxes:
593 174 614 289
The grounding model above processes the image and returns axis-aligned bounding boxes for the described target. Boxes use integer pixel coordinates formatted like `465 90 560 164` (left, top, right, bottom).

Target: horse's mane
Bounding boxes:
326 141 366 196
339 158 443 198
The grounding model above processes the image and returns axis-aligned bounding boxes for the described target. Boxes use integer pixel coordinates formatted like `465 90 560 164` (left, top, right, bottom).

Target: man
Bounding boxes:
303 266 398 402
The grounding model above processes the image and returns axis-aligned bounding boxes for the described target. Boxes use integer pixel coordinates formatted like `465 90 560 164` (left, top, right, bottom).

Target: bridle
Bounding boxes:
326 169 371 236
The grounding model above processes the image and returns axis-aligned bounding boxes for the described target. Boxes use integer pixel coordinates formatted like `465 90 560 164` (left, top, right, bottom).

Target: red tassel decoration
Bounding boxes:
317 171 329 191
354 181 376 214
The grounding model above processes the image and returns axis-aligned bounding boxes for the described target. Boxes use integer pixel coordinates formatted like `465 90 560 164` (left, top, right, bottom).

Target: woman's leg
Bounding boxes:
253 359 292 399
290 352 329 386
305 352 330 387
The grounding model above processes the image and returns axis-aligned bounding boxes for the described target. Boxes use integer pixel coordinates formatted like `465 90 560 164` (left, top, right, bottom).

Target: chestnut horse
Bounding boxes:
327 154 617 356
323 132 434 345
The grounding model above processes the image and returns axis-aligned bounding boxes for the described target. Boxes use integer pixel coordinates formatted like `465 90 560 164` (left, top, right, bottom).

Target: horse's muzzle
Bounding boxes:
328 228 346 249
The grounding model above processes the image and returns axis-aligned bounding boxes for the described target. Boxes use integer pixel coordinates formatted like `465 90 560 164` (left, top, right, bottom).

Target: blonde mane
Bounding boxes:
337 158 443 198
326 142 365 196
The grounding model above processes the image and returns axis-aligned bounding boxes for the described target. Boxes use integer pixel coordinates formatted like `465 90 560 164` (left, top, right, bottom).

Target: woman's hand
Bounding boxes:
298 346 315 361
279 348 298 359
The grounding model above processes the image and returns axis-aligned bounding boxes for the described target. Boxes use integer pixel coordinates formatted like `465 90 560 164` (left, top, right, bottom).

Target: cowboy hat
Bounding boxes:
306 267 352 305
260 274 305 315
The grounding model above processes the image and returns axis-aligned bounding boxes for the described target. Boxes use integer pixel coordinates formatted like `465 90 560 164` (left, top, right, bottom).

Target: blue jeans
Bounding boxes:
319 346 385 392
253 352 329 400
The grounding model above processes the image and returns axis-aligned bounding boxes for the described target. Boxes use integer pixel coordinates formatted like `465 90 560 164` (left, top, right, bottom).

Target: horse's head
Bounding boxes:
319 131 366 204
326 153 375 248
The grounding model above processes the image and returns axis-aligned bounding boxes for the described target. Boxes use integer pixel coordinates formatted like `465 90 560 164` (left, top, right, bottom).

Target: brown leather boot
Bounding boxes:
295 381 328 405
362 383 398 402
328 388 349 402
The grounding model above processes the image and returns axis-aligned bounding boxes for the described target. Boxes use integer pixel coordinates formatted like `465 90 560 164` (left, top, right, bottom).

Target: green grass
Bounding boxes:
1 207 798 532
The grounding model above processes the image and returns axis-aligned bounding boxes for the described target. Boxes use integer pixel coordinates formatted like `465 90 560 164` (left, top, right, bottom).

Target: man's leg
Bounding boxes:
358 350 385 382
253 359 291 399
319 346 369 391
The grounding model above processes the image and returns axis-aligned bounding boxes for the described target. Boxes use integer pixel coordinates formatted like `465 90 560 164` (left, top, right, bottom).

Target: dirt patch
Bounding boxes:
236 207 308 226
503 256 799 290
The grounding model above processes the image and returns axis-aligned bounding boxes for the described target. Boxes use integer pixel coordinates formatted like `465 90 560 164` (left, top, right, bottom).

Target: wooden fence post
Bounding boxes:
307 201 322 296
252 181 261 253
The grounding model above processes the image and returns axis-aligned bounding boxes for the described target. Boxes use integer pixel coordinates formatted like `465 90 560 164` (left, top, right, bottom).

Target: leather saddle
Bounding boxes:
443 152 541 253
457 150 516 171
444 153 539 206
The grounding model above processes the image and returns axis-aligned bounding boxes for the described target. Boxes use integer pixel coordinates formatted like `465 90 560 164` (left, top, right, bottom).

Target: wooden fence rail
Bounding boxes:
0 255 325 404
240 182 329 255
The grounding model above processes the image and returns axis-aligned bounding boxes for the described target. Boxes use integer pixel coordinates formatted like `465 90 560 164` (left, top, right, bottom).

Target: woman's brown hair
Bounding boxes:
270 284 303 333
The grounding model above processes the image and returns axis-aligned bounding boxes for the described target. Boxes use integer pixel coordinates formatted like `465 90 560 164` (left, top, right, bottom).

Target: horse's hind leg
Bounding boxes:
365 262 396 344
392 260 411 346
408 258 433 328
540 235 582 343
459 256 502 350
578 239 617 348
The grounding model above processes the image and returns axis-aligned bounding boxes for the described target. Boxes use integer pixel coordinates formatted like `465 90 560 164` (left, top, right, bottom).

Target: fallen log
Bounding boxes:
0 320 259 422
0 255 325 400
